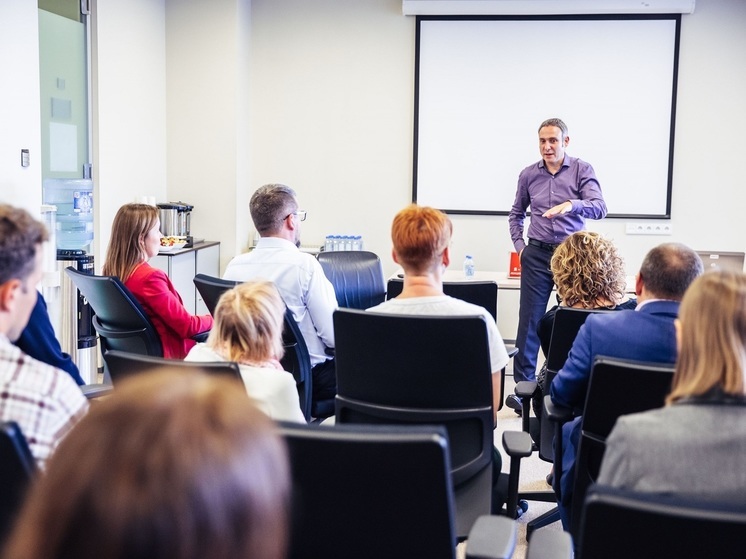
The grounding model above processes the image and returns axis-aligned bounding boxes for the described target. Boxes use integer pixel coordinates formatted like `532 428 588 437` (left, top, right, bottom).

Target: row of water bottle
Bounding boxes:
324 235 364 252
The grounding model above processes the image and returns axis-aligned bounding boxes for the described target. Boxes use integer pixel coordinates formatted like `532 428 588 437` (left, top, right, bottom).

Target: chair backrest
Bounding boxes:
545 307 606 373
193 273 239 315
65 267 162 357
193 274 314 421
386 278 498 322
539 308 605 463
281 423 458 559
570 357 674 536
333 308 493 538
280 307 313 421
317 251 386 309
578 485 746 559
0 422 38 547
103 349 242 384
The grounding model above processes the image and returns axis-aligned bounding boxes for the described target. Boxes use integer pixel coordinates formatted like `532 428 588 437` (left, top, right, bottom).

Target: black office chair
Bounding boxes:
0 422 38 547
576 484 746 559
504 308 605 532
193 274 329 422
386 278 499 322
65 267 163 357
192 273 239 316
102 349 242 384
281 422 517 559
317 250 386 309
333 309 497 539
545 357 674 540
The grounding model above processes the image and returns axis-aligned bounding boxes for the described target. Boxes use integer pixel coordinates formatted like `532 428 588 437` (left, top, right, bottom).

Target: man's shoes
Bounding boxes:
505 394 523 416
515 499 529 519
546 471 554 486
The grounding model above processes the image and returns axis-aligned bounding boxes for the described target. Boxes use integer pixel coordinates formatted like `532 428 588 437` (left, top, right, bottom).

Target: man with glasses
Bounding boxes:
224 184 338 414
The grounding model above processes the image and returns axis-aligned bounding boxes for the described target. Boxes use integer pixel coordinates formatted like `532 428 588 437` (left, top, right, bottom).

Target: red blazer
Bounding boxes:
125 262 213 359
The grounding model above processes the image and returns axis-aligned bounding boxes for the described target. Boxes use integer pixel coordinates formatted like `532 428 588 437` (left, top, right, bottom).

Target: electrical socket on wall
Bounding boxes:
626 222 673 235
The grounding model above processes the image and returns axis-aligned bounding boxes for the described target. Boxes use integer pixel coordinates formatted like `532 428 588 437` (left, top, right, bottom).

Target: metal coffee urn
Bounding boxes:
57 250 98 384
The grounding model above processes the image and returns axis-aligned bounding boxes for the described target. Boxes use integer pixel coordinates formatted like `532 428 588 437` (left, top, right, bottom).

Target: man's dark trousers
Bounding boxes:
513 243 555 383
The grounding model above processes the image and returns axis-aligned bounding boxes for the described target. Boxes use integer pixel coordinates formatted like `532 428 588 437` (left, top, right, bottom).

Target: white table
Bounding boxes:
389 270 636 344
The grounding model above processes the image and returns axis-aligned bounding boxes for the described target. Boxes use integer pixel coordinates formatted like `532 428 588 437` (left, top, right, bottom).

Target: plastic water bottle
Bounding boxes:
324 235 333 252
351 235 361 251
463 255 475 279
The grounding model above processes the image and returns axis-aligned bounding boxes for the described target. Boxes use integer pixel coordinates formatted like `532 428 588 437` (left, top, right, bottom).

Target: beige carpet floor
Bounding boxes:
457 367 566 559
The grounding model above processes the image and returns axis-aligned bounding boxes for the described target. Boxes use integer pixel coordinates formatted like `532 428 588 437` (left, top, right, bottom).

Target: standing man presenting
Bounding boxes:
507 118 606 412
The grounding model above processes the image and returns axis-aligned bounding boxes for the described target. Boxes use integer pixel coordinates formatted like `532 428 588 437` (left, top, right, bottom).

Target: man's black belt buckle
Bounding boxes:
528 238 559 252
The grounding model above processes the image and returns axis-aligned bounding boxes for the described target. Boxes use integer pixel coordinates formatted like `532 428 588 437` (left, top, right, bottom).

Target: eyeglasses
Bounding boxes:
285 210 307 222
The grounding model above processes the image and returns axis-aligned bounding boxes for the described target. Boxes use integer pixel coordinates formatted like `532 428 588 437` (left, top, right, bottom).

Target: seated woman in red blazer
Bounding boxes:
102 203 213 359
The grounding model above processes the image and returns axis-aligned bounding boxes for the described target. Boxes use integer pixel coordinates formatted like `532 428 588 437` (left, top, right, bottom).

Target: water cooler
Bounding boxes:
42 179 98 385
56 251 98 384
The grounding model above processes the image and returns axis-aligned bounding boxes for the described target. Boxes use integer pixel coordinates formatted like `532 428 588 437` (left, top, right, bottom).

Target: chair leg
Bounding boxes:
526 507 561 538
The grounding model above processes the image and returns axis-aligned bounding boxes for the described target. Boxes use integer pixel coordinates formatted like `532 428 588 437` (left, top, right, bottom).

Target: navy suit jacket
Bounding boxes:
549 300 680 504
15 293 84 386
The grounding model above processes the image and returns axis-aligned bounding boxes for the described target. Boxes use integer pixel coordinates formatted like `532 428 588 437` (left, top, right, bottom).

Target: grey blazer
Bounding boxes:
598 398 746 498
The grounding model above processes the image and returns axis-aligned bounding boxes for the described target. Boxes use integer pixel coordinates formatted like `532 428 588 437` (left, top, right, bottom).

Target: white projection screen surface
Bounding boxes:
413 16 680 217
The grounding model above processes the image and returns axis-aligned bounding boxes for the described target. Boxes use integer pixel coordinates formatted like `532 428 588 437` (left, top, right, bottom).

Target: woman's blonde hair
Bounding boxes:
208 281 286 364
667 271 746 404
551 231 626 308
102 203 159 282
4 369 290 559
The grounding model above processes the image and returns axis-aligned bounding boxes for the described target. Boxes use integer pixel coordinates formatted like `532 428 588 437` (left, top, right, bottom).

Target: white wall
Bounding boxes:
0 2 42 215
248 0 746 280
5 0 745 285
249 0 415 269
91 0 168 267
165 0 252 272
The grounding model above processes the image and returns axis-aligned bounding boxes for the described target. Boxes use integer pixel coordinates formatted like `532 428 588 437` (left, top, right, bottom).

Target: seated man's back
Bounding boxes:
224 237 337 368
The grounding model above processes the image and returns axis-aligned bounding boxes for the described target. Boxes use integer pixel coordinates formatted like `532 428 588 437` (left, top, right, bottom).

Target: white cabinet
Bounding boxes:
151 241 220 315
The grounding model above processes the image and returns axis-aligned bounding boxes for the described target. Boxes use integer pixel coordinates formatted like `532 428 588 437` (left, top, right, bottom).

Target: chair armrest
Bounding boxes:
191 331 210 343
465 515 516 559
502 430 533 459
501 430 534 519
514 380 538 399
506 346 519 359
526 528 573 559
544 395 574 424
81 383 114 399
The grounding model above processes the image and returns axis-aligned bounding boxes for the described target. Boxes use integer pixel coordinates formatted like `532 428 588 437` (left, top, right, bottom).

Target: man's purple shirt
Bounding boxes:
508 154 607 253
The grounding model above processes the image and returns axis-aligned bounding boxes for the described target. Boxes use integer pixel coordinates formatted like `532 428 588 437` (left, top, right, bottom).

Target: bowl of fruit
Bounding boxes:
159 236 188 253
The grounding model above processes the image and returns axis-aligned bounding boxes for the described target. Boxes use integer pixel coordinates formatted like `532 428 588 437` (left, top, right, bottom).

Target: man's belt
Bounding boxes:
528 238 560 252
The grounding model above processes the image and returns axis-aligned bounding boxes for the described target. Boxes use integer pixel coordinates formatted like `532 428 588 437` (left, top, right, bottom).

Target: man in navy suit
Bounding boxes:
549 242 703 528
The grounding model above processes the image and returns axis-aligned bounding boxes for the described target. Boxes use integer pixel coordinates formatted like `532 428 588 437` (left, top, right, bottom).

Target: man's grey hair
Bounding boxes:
538 118 568 139
249 184 298 235
639 243 704 301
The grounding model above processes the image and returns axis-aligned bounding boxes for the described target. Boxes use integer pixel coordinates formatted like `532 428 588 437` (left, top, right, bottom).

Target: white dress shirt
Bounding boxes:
223 237 337 366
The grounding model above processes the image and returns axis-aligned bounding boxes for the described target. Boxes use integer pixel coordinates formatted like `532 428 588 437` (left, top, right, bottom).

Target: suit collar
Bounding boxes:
636 299 680 317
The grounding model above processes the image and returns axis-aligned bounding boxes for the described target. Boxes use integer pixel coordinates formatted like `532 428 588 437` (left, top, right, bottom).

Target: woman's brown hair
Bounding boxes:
102 203 159 282
4 369 290 559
